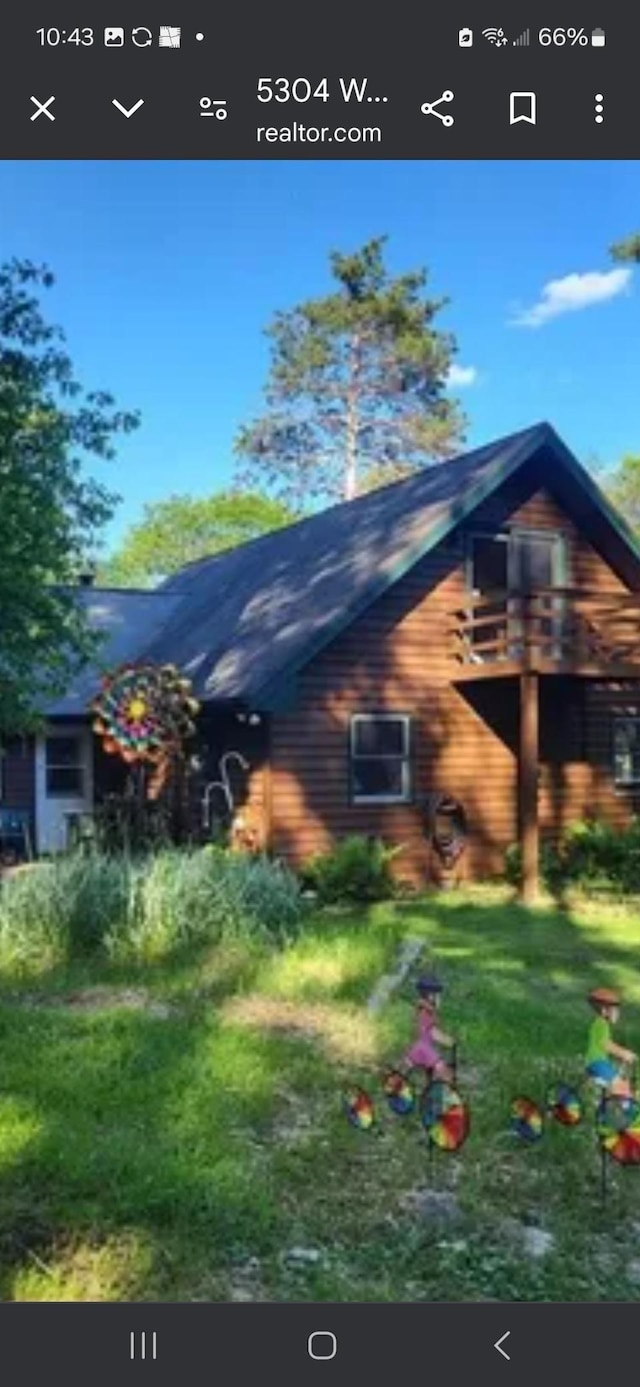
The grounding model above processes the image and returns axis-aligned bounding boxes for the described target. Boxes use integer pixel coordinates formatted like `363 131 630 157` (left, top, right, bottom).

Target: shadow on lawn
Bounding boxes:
0 993 297 1300
1 891 640 1301
389 894 640 1064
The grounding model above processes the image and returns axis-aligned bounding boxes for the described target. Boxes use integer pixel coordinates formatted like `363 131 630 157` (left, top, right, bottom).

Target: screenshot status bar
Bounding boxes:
0 8 634 158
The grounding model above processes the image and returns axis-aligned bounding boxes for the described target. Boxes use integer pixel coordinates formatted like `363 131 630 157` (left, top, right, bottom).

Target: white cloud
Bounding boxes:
512 267 632 328
446 363 478 388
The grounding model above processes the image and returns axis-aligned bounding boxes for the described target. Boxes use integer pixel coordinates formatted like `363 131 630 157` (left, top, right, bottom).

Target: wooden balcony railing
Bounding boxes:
451 588 640 676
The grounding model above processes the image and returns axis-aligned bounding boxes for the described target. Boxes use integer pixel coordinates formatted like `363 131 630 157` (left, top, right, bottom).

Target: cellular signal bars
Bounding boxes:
513 28 530 46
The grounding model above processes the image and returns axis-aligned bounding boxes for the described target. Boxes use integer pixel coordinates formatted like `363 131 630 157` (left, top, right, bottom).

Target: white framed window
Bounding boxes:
350 714 412 804
613 715 640 788
45 734 85 797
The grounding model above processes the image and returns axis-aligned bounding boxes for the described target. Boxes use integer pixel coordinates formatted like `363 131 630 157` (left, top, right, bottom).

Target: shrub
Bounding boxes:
560 817 640 893
504 817 640 895
304 835 400 904
0 848 304 972
503 840 565 893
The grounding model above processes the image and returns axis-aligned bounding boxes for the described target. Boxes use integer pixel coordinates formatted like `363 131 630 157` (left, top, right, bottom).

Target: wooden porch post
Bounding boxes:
519 671 539 904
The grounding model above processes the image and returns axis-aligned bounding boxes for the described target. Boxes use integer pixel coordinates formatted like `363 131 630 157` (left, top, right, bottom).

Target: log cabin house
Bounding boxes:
3 421 640 899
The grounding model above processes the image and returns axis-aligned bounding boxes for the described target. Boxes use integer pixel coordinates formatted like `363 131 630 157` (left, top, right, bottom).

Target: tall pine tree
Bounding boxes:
234 236 465 507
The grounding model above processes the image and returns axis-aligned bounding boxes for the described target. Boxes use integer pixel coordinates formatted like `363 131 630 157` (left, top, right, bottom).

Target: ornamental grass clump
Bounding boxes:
0 847 305 973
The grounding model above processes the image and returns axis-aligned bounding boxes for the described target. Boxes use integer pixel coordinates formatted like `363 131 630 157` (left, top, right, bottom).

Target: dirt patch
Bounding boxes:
14 987 174 1019
270 1090 323 1148
222 994 377 1064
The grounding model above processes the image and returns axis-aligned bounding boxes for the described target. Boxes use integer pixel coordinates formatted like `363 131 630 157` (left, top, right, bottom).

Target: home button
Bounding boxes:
308 1331 337 1360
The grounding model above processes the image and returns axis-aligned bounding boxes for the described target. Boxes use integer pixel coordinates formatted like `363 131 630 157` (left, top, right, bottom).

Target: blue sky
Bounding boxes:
1 158 639 552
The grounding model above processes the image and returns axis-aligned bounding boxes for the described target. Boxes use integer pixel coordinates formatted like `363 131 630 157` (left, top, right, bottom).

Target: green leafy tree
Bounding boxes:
606 236 640 529
611 234 640 263
234 235 465 507
0 259 139 734
605 455 640 534
99 490 297 588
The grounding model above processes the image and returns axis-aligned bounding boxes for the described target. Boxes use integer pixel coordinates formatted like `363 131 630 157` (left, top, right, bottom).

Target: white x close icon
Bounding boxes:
30 96 56 121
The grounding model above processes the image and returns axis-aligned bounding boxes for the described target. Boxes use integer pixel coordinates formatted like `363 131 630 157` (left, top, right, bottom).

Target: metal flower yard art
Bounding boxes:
91 662 200 822
92 662 199 767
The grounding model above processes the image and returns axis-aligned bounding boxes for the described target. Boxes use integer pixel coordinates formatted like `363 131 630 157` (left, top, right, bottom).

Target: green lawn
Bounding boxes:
2 887 640 1301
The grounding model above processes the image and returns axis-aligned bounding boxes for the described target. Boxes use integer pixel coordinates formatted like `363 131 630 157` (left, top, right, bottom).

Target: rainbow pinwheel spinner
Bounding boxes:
91 662 199 765
421 1080 469 1151
383 1070 415 1116
597 1096 640 1165
344 1087 375 1130
547 1082 583 1127
510 1095 544 1142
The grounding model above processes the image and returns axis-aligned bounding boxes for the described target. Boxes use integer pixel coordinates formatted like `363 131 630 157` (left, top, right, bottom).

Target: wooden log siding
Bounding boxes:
270 482 640 885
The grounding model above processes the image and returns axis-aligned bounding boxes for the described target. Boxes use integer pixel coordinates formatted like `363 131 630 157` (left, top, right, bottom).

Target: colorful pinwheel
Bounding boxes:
91 662 199 767
509 1095 544 1143
383 1070 415 1117
344 1086 375 1131
597 1096 640 1165
421 1080 469 1151
547 1083 583 1127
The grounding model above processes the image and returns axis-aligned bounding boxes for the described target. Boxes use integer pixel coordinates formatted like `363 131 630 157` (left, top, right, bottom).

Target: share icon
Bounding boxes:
420 90 454 126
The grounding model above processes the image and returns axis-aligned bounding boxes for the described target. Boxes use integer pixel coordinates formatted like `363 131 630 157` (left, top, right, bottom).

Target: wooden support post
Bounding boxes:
519 671 539 905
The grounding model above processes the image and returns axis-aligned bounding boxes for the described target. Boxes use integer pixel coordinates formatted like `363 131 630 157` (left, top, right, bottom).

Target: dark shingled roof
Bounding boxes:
45 589 183 716
45 421 640 715
143 421 640 706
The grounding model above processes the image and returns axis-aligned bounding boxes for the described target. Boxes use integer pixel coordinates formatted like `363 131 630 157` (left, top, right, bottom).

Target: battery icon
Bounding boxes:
591 27 605 46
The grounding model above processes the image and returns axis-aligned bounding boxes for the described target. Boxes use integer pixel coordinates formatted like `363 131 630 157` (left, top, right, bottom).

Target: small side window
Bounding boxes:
45 735 84 797
350 715 411 804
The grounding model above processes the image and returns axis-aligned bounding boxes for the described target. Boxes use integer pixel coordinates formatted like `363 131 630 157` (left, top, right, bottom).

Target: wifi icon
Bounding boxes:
483 26 508 46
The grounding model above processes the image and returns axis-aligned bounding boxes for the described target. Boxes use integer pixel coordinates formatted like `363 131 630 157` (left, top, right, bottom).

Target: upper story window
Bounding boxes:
613 714 640 787
466 529 567 663
469 529 566 597
350 714 411 804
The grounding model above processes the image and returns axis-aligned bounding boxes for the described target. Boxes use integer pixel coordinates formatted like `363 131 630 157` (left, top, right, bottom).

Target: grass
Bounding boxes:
1 885 640 1301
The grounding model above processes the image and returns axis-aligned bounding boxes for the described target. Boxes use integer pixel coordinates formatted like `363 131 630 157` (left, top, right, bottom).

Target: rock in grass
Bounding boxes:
402 1188 461 1223
498 1218 555 1259
285 1246 323 1266
522 1226 555 1260
229 1257 264 1301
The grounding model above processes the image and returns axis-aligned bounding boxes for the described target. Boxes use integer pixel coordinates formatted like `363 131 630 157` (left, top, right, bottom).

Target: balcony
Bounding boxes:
451 587 640 681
